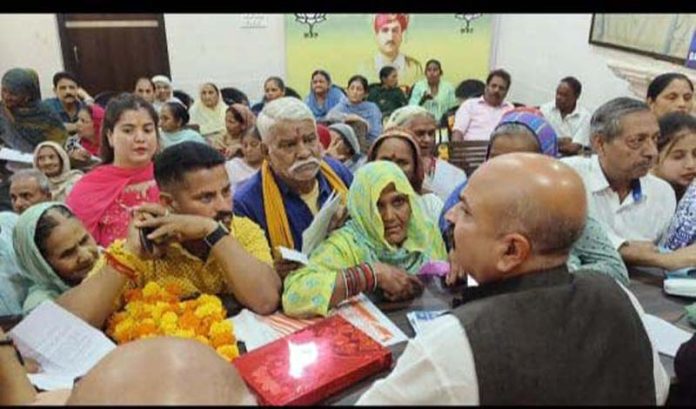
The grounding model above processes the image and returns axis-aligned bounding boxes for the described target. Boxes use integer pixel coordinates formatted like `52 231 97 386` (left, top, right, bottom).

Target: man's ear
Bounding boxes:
494 233 530 276
591 134 605 155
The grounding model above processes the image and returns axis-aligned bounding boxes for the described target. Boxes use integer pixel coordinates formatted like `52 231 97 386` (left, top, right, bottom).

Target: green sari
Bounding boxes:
282 161 447 317
13 202 72 314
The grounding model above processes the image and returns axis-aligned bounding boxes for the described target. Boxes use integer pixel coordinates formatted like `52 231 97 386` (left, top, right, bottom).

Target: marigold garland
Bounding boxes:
106 281 239 362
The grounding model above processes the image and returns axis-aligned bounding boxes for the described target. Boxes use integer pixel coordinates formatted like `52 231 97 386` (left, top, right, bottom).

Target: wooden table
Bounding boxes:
327 271 695 405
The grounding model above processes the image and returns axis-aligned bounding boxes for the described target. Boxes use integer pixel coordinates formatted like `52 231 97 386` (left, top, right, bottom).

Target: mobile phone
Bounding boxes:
139 226 156 254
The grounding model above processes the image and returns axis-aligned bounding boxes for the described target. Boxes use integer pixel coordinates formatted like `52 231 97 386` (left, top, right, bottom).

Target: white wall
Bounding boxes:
493 13 636 111
0 13 689 112
0 14 64 100
164 14 286 104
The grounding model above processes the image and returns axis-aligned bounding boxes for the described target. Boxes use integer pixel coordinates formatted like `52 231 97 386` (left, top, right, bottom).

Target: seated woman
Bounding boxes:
386 105 468 201
328 75 383 144
211 104 256 160
32 141 83 202
66 104 105 170
408 59 458 124
133 77 156 105
325 123 366 173
305 69 346 121
0 212 31 316
0 68 67 153
646 72 694 119
367 66 408 119
283 160 447 318
225 128 263 195
158 101 206 150
439 110 629 285
66 94 160 247
652 112 696 202
13 202 99 314
189 82 228 141
367 128 444 222
251 77 286 116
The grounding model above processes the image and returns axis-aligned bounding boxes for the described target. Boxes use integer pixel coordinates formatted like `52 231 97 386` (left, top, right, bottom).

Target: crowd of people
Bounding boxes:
0 21 696 403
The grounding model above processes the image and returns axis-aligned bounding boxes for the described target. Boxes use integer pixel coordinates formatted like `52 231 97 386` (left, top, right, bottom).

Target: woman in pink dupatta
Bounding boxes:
66 94 160 247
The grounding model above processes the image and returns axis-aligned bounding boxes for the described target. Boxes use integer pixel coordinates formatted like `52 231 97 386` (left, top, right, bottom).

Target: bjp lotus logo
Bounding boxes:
294 13 327 38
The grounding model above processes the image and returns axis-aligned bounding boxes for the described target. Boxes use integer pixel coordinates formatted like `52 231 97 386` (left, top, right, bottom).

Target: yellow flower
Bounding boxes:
142 281 162 298
208 320 233 338
194 302 223 319
172 328 196 339
194 335 211 347
197 294 223 308
216 344 239 362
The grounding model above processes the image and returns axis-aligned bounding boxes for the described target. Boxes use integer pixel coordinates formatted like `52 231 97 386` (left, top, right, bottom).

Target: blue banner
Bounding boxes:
687 29 696 69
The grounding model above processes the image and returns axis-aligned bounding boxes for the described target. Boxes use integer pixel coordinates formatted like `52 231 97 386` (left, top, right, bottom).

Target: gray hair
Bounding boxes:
590 97 651 143
490 123 535 141
256 97 316 143
9 169 51 194
385 105 437 129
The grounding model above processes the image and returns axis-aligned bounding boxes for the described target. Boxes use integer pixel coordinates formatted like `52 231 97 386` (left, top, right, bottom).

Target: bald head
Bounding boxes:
446 153 587 283
67 337 256 405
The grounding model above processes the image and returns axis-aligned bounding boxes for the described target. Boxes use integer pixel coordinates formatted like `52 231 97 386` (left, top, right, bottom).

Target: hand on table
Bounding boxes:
374 262 423 302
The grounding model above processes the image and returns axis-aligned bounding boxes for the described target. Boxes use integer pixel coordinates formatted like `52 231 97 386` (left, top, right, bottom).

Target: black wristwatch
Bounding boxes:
0 337 25 366
204 222 230 250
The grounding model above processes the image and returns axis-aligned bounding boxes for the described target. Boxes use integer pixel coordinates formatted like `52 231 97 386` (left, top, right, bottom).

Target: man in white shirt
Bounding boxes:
539 76 591 155
451 69 515 142
562 97 696 271
357 153 669 405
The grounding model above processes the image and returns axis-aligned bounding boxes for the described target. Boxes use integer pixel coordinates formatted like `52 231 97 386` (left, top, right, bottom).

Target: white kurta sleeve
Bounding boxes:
356 314 479 405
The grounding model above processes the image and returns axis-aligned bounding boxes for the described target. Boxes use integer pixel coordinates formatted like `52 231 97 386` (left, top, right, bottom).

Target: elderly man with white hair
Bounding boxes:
151 74 182 113
233 97 353 278
385 105 467 201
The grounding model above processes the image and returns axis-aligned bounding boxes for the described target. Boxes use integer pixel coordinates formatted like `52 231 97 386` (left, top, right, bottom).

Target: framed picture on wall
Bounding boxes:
589 14 696 65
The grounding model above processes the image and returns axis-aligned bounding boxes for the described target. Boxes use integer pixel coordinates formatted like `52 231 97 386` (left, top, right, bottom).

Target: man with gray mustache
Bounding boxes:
563 97 696 271
234 97 353 278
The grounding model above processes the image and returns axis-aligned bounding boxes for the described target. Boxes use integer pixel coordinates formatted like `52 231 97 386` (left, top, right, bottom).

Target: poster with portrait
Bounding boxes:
285 14 493 98
589 14 696 64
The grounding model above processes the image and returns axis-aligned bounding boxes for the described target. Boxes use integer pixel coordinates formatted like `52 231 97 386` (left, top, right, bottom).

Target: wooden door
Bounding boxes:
57 14 170 96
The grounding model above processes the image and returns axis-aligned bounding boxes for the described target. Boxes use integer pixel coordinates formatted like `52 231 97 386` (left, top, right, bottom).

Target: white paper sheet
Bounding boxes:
302 190 342 256
278 246 309 265
231 294 407 351
10 301 116 390
0 147 33 164
642 314 693 358
467 274 479 287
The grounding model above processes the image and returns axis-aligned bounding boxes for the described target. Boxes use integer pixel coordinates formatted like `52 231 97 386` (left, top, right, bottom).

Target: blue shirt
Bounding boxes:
233 156 353 251
43 97 85 123
439 180 467 235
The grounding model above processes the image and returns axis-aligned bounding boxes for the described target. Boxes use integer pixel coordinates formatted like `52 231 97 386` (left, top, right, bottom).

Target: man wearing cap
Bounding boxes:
151 75 183 113
325 123 366 173
357 14 423 87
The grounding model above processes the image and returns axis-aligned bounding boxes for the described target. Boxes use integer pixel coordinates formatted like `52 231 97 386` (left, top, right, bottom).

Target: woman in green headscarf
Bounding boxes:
13 202 99 314
0 68 68 153
283 160 447 318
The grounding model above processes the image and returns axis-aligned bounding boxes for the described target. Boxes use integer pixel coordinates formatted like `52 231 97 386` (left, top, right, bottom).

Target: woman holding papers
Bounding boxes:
13 202 99 314
282 160 447 318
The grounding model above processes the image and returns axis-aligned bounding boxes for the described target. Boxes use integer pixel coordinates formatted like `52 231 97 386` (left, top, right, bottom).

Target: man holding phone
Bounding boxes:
56 142 281 329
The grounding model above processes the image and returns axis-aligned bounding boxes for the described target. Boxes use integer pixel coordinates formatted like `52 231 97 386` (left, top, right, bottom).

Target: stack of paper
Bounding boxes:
302 190 342 256
10 301 116 390
231 294 407 351
406 310 449 335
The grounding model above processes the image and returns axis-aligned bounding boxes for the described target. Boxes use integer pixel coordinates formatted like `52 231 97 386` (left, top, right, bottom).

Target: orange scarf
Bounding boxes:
261 159 348 250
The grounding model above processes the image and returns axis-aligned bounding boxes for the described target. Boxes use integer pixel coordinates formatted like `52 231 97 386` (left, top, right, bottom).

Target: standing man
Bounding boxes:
44 71 96 135
563 97 696 271
357 14 423 87
540 76 592 156
451 69 515 142
233 97 353 277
